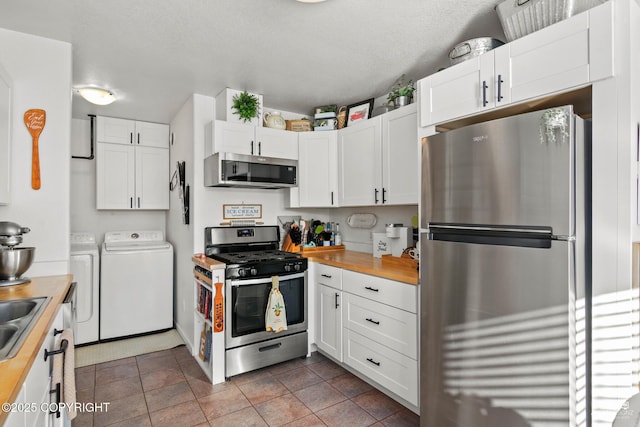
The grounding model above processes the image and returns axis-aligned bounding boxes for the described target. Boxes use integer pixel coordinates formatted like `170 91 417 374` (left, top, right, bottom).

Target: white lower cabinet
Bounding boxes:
312 262 419 408
343 329 418 407
6 308 64 427
315 264 343 362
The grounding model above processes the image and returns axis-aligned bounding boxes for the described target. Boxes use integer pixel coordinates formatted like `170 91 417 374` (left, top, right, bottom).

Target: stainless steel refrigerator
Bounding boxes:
420 105 590 427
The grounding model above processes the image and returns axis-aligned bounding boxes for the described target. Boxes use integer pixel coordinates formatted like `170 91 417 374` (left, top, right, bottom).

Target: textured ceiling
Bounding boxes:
0 0 505 124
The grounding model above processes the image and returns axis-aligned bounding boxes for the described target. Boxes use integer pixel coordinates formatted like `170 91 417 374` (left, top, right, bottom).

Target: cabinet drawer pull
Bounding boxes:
321 274 332 278
497 74 504 102
366 318 380 325
364 286 379 292
335 292 340 309
366 357 381 367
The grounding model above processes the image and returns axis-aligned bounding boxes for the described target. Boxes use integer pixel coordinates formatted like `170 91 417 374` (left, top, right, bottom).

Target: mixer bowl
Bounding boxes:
0 247 35 280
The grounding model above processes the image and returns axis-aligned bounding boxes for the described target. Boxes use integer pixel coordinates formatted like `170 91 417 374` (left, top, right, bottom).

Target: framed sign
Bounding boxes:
223 204 262 219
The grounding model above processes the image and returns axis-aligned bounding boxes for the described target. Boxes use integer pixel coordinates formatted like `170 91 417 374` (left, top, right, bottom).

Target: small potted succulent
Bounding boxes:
232 91 261 123
387 74 416 108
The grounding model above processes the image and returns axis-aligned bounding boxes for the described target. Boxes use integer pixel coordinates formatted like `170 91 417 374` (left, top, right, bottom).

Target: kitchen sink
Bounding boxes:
0 297 50 361
0 299 39 322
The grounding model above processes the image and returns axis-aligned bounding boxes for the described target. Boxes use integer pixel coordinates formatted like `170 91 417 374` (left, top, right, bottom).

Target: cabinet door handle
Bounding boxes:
335 292 340 309
482 80 488 107
130 197 133 209
258 141 261 155
364 286 379 292
251 140 254 155
366 357 381 367
137 132 140 144
321 274 332 278
374 188 379 204
137 197 140 208
497 74 504 102
382 188 387 204
366 318 380 325
130 132 133 144
331 191 334 205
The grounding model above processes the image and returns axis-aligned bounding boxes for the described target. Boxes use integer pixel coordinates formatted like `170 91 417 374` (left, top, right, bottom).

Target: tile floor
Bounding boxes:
72 346 420 427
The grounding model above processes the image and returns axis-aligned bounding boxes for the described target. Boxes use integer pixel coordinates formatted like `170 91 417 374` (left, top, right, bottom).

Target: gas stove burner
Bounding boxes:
211 250 302 265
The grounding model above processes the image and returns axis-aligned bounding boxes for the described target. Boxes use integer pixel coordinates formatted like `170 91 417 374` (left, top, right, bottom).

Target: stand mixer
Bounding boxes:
0 221 34 286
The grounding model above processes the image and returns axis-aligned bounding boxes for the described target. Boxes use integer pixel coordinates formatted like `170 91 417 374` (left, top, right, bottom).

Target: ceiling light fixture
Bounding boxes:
75 86 117 106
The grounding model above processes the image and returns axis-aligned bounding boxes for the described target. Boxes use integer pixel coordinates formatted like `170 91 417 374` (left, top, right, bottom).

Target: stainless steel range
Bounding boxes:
204 225 308 378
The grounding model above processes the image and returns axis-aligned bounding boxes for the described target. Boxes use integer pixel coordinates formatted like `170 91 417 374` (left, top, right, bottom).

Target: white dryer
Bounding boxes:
100 230 173 340
70 232 100 344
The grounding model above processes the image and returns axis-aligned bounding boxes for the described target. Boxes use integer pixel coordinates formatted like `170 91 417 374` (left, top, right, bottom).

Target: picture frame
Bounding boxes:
345 98 374 127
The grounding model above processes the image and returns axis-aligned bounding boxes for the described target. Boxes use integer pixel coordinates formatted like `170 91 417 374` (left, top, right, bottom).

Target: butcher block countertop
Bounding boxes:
303 248 419 285
0 274 72 421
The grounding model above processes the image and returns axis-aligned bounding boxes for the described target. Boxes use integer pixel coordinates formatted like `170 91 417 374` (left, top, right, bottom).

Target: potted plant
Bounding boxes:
231 91 261 123
387 74 415 108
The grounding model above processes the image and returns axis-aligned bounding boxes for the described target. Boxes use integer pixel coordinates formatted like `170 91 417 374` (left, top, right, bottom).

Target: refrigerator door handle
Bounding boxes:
429 224 552 236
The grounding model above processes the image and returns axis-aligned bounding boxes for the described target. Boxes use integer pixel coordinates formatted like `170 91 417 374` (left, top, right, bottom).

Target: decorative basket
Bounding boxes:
285 119 312 132
496 0 606 42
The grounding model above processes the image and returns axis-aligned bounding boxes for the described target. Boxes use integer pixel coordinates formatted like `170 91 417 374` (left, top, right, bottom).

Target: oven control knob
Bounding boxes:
284 264 292 272
238 268 247 277
294 264 301 272
250 268 258 276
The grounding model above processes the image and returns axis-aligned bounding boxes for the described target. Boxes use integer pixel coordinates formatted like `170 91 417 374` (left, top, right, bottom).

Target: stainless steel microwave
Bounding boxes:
203 152 297 188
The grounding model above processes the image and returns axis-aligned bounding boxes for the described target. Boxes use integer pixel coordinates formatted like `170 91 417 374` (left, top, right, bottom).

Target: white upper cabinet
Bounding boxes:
212 120 298 160
381 104 419 205
419 2 613 127
0 62 11 205
298 130 339 207
339 116 382 206
97 116 169 148
96 116 169 210
339 104 418 207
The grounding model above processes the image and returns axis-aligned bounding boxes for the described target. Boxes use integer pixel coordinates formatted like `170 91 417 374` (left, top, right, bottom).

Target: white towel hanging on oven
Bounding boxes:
265 276 287 332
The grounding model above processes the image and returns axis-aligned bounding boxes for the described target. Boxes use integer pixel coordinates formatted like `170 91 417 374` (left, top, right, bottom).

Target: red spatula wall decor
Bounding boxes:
24 109 46 190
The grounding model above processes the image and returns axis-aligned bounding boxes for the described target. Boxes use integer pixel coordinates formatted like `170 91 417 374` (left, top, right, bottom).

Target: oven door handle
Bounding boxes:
229 272 306 286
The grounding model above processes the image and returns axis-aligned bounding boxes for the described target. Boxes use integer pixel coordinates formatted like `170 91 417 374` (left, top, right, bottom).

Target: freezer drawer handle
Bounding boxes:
321 274 332 278
366 357 381 367
258 342 282 352
364 286 379 292
366 318 380 325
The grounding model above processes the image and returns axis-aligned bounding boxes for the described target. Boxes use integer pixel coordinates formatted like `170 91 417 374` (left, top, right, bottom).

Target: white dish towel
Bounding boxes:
51 328 77 420
265 276 287 333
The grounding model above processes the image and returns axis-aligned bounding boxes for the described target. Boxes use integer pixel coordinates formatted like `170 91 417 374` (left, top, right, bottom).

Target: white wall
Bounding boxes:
0 28 71 276
70 118 166 242
168 95 197 347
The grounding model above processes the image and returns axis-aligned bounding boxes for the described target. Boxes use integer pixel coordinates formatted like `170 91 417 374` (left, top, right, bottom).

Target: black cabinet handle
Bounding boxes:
137 132 140 144
321 274 332 278
482 80 488 107
130 132 133 144
258 141 261 155
366 318 380 325
382 188 387 204
251 140 254 155
366 357 380 367
137 197 140 208
364 286 379 292
497 74 504 102
130 197 133 209
331 191 334 205
374 188 379 204
335 292 340 309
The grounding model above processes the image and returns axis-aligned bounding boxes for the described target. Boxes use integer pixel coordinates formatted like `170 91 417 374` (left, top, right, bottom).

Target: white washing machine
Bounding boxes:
70 233 100 345
100 230 173 340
